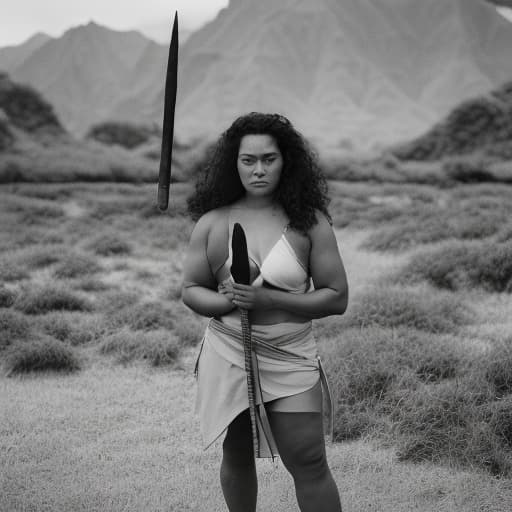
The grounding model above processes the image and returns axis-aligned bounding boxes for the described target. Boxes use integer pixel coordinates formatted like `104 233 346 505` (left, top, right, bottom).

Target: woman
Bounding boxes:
182 112 348 512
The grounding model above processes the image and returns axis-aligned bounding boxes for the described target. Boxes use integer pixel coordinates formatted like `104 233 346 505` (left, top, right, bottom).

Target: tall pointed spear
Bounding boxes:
157 12 179 211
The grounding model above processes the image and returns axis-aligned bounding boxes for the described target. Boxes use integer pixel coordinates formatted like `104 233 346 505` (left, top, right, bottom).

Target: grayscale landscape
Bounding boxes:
1 0 512 510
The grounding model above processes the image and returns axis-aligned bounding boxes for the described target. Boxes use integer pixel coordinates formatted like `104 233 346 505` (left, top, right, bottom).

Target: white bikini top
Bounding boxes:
215 208 310 294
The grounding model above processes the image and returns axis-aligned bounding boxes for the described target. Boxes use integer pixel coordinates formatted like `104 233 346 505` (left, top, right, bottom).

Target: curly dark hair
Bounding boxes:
187 112 331 232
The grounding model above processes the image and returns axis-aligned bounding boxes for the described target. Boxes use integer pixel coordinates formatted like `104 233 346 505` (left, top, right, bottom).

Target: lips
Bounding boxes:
251 181 268 186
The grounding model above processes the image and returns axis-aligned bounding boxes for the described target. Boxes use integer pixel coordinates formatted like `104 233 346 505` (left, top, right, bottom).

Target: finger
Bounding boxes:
232 283 251 291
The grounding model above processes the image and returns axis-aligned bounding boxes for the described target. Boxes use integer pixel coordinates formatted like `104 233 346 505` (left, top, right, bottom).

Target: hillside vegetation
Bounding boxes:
328 81 512 184
0 73 200 183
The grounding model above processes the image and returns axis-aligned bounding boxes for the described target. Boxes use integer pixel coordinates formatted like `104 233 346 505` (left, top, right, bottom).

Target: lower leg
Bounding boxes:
293 464 341 512
220 410 258 512
269 411 342 512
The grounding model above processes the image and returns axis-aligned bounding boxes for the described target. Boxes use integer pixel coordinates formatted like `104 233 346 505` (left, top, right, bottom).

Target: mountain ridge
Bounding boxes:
3 0 512 151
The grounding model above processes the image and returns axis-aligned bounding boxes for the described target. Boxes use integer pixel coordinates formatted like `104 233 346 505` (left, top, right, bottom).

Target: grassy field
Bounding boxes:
1 180 512 511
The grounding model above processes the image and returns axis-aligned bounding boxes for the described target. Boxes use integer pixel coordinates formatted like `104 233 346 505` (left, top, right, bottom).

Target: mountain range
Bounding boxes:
1 0 511 153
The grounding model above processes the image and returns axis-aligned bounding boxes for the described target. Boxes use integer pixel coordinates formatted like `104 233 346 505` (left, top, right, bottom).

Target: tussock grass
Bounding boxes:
0 225 65 251
2 335 80 376
322 327 467 438
483 396 512 449
0 286 16 307
482 344 512 397
98 328 181 366
98 290 140 312
0 139 158 184
0 259 29 281
392 377 511 476
85 232 132 256
343 285 469 333
322 325 512 475
35 312 105 346
90 196 153 219
2 195 65 223
52 252 103 279
497 222 512 243
15 244 67 268
72 277 112 292
396 241 512 292
106 301 177 331
13 184 74 200
172 313 206 346
362 209 503 252
13 284 94 314
0 308 32 350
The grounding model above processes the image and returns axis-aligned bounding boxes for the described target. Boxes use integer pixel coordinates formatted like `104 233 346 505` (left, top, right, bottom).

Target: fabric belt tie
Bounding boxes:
196 318 334 459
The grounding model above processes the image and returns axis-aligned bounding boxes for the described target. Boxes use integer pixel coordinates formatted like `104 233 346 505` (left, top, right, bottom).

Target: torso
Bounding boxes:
206 203 312 325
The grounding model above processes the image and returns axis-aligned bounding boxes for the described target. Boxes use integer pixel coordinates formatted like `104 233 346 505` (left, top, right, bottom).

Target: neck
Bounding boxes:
238 195 276 209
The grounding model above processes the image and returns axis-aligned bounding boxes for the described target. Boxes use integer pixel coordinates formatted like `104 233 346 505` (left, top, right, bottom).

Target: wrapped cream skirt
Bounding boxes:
194 316 333 458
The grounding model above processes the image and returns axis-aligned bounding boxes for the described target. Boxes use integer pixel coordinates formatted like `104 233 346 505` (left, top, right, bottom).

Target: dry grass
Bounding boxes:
13 283 94 314
342 284 469 334
85 232 132 256
98 328 182 366
395 241 512 292
52 251 103 279
0 308 32 351
2 335 81 376
1 360 511 512
2 180 512 507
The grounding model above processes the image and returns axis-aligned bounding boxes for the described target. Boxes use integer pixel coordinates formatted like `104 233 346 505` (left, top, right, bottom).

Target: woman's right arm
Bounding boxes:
181 212 236 318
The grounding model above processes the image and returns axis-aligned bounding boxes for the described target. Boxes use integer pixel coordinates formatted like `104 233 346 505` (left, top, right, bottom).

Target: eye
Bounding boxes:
264 158 276 165
241 158 254 165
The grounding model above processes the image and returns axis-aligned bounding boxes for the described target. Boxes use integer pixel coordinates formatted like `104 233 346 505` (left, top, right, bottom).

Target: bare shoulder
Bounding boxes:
308 210 335 241
192 206 230 238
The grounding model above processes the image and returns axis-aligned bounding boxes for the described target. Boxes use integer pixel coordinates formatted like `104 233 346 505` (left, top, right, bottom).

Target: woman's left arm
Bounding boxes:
231 213 348 319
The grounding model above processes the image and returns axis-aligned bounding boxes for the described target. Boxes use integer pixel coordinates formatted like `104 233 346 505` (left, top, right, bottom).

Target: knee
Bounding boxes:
282 443 329 483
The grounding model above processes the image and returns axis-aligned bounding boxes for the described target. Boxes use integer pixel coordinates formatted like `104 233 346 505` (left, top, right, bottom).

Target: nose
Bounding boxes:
253 160 265 176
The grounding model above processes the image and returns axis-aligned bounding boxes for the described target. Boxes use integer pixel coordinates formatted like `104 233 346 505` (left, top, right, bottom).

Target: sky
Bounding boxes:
1 1 511 48
0 0 229 47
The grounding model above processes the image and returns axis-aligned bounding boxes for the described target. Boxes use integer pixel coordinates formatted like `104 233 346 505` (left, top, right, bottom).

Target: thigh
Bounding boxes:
267 411 327 475
223 409 255 464
266 378 322 413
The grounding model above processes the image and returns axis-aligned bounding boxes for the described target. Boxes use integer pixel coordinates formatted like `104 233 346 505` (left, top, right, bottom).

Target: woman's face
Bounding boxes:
237 134 283 198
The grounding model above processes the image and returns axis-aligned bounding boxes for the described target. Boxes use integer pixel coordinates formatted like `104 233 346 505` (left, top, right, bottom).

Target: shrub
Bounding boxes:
0 73 64 134
98 328 181 366
343 285 468 333
52 252 102 279
0 286 16 307
443 157 496 183
3 336 80 376
85 233 132 256
86 122 158 149
397 241 512 292
0 309 32 350
14 284 94 314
